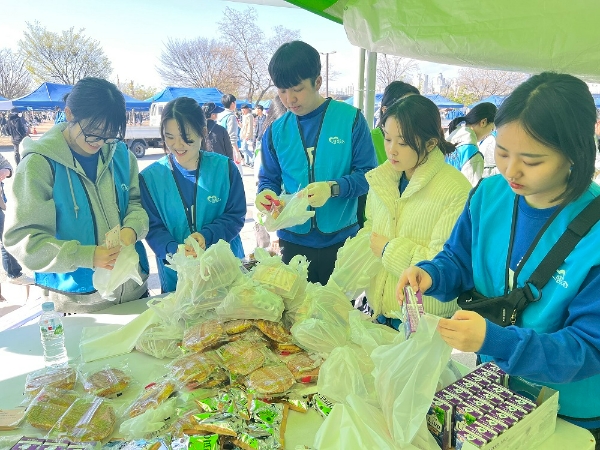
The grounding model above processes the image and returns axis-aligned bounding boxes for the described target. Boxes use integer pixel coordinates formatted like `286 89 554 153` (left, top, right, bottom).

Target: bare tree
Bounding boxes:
157 37 238 94
18 22 111 84
457 68 529 100
218 6 300 103
118 80 157 101
0 48 32 99
376 54 418 91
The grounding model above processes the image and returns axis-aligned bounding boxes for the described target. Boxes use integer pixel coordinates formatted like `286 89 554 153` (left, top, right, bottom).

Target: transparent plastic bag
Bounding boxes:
24 366 78 400
127 379 178 419
262 191 315 232
25 386 80 431
93 244 143 301
317 344 377 406
290 283 354 354
216 278 285 322
251 247 309 299
371 314 452 446
135 323 184 360
349 309 399 355
119 397 177 440
79 363 132 398
49 396 116 442
181 318 228 352
329 232 383 299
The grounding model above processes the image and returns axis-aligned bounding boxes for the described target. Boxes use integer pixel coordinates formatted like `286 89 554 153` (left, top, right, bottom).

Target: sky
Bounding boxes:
1 0 460 94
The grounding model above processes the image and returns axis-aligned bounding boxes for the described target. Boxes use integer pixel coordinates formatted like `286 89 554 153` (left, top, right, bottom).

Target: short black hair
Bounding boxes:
160 97 207 153
382 95 456 170
381 81 420 109
268 40 321 89
495 72 596 204
222 94 236 109
65 77 126 139
256 105 264 111
448 102 497 134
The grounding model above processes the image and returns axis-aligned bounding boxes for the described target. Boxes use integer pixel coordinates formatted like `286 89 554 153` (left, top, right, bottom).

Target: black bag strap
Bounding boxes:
527 195 600 290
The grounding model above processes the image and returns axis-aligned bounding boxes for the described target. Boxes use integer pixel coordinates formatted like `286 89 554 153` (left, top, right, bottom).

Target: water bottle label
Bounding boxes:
41 318 64 337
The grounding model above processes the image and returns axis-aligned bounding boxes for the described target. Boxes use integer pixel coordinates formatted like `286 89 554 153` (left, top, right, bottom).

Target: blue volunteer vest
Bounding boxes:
141 152 244 292
35 142 149 294
470 175 600 420
270 100 357 234
445 143 480 171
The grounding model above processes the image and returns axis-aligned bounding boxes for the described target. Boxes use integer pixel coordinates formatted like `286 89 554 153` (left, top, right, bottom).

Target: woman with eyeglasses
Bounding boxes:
4 77 150 313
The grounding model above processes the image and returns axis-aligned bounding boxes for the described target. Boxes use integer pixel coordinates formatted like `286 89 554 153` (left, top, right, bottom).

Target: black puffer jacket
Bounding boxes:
7 113 28 145
206 119 234 160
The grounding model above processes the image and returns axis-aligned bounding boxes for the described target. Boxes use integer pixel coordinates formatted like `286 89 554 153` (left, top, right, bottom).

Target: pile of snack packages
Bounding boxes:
9 240 542 450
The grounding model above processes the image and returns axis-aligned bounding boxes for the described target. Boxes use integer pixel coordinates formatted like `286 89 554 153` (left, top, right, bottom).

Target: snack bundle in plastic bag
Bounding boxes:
251 248 309 300
51 396 116 442
243 365 296 396
168 352 220 388
181 319 228 353
25 386 80 431
127 379 178 418
216 278 285 322
328 232 383 300
80 365 132 398
119 397 178 441
290 283 354 354
93 244 143 301
261 191 315 232
24 366 78 400
135 322 184 359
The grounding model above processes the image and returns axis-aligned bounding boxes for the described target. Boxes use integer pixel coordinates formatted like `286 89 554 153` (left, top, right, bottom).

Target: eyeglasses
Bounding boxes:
77 121 121 145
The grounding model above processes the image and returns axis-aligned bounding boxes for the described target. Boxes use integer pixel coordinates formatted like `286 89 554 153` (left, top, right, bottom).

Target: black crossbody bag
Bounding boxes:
458 195 600 327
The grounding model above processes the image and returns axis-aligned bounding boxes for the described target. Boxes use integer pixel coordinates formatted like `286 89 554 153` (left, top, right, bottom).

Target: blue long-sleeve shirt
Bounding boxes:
418 196 600 391
140 155 246 260
258 99 377 248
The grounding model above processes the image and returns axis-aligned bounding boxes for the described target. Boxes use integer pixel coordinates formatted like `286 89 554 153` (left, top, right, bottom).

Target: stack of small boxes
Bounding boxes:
10 437 89 450
426 362 537 449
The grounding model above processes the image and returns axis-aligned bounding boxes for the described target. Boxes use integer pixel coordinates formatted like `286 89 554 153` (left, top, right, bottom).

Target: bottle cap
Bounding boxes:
42 302 55 312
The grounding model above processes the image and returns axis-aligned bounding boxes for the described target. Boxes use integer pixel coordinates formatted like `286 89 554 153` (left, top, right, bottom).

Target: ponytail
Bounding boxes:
438 139 457 155
448 116 466 134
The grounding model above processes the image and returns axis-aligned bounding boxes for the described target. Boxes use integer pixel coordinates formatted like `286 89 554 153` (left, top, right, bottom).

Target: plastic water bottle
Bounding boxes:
39 302 68 367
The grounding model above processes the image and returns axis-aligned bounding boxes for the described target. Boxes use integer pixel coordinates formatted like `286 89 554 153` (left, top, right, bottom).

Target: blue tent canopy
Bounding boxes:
345 93 384 107
593 94 600 108
424 94 463 108
146 87 225 107
469 95 507 109
0 96 7 101
0 82 150 111
258 99 272 109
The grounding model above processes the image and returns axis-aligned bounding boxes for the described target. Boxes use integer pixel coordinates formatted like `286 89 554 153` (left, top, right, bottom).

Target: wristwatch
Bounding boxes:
330 182 340 198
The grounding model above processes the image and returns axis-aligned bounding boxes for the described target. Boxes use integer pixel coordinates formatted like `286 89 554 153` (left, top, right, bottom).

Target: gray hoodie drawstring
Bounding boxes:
66 168 80 219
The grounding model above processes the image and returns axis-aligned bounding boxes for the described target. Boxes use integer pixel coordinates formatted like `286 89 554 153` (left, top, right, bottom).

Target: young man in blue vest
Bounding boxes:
256 40 377 285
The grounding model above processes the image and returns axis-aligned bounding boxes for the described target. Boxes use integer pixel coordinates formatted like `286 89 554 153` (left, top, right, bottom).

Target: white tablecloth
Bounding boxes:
0 299 594 449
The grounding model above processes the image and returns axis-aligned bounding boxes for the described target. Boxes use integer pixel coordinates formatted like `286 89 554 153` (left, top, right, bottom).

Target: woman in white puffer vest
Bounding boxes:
332 95 472 329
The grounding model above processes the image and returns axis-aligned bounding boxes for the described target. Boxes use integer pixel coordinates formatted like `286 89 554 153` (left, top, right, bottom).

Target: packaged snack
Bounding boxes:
25 387 80 430
454 403 483 435
480 362 506 377
401 286 424 339
426 399 452 450
454 378 483 393
463 397 494 414
188 434 219 450
285 396 310 413
54 397 116 442
244 365 295 396
249 400 288 447
497 401 528 420
192 412 242 437
233 423 278 450
82 367 131 398
464 423 498 441
0 408 26 431
182 320 226 352
434 391 462 408
479 390 504 407
486 384 514 400
24 367 77 398
135 324 183 360
477 415 509 435
254 320 291 343
283 352 321 383
312 393 334 419
216 281 285 323
223 319 253 335
445 385 471 401
169 352 219 386
251 256 302 300
272 341 303 355
10 437 46 450
191 369 229 390
455 429 491 450
462 373 492 388
509 393 537 413
217 341 266 376
128 380 177 418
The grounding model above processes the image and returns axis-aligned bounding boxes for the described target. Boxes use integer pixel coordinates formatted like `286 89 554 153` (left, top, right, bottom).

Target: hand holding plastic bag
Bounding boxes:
262 190 315 232
371 314 452 446
93 244 142 300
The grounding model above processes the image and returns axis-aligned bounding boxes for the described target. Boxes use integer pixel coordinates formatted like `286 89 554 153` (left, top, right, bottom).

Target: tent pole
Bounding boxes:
364 50 377 130
354 47 366 111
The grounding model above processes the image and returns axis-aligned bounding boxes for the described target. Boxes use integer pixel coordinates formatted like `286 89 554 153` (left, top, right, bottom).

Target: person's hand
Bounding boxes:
189 232 206 250
306 182 331 208
120 227 137 246
396 267 432 305
255 189 279 213
437 310 487 352
0 168 11 181
93 245 121 270
370 232 389 257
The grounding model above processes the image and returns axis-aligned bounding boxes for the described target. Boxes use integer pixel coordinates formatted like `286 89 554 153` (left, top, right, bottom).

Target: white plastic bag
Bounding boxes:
371 314 452 446
348 309 399 355
262 191 315 232
317 344 377 406
329 232 382 300
92 244 142 300
216 277 285 322
251 247 309 299
135 323 184 359
119 397 177 439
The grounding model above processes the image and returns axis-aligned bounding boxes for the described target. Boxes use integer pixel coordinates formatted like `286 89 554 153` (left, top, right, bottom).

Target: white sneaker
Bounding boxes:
8 274 35 285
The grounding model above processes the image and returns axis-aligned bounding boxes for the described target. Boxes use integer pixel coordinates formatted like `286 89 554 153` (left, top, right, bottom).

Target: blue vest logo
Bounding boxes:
207 195 221 203
328 136 345 145
121 183 129 192
553 269 569 288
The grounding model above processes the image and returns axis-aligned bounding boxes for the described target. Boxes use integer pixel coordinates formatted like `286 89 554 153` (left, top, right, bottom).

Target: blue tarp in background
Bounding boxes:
343 93 463 109
0 82 151 111
469 95 507 108
146 87 224 107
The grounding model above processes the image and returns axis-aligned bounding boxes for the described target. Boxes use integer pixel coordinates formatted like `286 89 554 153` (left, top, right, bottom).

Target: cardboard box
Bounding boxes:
460 377 558 450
